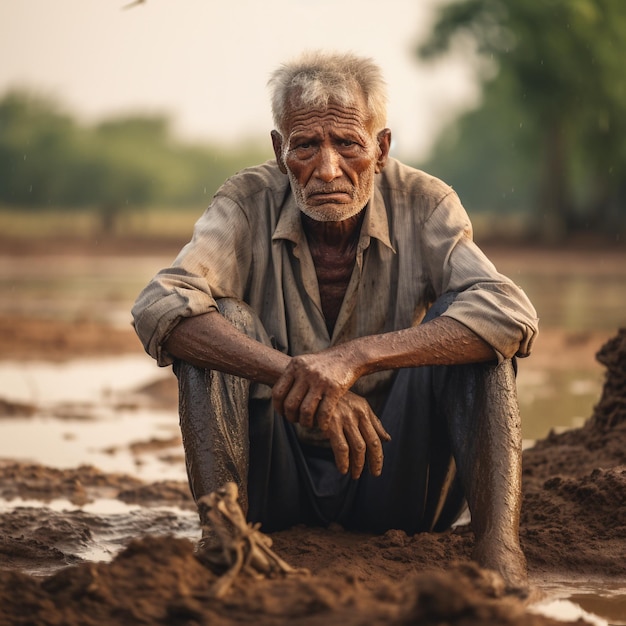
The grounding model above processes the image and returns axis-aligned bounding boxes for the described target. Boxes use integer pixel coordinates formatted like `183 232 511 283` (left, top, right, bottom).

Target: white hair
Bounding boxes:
268 51 388 136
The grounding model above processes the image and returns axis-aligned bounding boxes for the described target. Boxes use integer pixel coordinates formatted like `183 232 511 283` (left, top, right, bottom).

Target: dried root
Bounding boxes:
197 482 308 598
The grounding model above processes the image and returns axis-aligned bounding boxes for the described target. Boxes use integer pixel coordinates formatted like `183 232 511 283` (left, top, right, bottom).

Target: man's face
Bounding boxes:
272 101 390 222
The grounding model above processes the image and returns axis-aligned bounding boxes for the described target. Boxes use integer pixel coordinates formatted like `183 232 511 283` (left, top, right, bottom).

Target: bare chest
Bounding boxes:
309 242 357 334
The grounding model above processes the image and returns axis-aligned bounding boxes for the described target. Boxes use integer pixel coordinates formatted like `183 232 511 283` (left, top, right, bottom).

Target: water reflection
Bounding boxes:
0 354 164 405
517 367 605 440
0 356 184 482
536 580 626 626
521 272 625 332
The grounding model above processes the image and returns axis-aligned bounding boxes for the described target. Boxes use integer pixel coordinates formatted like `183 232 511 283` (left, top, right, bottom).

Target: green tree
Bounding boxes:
418 0 626 241
0 90 80 207
0 89 272 234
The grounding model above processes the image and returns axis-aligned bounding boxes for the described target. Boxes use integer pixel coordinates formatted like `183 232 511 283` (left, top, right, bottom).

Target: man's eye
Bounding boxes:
293 142 314 153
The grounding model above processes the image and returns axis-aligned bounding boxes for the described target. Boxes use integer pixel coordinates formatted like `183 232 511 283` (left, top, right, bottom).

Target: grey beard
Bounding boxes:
297 199 366 222
287 170 374 223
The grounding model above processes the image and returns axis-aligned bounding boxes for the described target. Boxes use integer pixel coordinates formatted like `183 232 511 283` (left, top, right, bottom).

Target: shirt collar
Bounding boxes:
272 181 396 253
272 193 303 246
363 184 395 252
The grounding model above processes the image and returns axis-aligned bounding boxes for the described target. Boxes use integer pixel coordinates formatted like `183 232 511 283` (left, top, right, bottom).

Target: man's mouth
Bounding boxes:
307 190 352 204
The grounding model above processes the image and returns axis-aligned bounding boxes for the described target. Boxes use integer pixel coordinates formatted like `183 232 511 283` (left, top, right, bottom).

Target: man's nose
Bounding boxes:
315 146 342 182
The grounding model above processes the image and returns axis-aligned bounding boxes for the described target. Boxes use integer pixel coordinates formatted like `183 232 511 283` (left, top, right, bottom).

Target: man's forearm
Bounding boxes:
163 311 290 386
346 316 497 379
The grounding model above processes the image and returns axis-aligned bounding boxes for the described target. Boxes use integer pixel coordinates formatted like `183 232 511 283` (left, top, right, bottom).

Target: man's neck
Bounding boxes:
300 209 365 249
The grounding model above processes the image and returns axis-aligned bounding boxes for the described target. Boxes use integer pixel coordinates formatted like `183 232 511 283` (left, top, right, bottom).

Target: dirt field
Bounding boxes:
0 241 624 625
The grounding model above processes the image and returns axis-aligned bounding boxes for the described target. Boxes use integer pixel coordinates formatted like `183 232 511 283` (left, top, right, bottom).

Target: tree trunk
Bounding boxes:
534 122 574 242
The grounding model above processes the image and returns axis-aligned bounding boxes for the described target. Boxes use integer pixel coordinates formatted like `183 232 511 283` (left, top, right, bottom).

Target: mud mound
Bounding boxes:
0 462 144 505
591 329 626 429
521 329 626 575
525 329 626 476
0 536 571 626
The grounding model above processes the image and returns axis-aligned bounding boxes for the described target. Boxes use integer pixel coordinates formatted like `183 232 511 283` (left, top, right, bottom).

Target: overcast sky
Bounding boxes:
0 0 479 161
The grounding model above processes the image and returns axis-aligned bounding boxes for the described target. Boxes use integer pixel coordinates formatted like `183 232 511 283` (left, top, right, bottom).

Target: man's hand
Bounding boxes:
272 350 361 429
322 391 391 478
271 350 390 478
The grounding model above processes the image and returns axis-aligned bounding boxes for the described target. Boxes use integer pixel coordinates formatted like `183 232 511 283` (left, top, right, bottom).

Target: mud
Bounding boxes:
0 323 624 624
521 331 626 578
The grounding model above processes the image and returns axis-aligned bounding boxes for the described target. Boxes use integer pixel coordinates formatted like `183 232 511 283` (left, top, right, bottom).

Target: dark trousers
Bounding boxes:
174 295 523 537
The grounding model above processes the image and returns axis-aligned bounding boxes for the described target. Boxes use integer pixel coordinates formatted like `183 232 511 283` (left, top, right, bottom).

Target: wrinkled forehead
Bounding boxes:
283 84 372 135
287 104 369 134
283 94 373 137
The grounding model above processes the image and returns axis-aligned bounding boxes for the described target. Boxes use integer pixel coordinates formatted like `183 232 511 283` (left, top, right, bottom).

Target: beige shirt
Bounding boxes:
132 157 538 402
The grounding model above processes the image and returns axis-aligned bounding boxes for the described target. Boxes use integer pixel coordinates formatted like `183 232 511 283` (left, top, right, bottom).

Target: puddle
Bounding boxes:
0 496 199 577
0 354 165 406
0 355 185 481
0 410 185 482
534 580 626 626
529 598 611 626
517 366 605 440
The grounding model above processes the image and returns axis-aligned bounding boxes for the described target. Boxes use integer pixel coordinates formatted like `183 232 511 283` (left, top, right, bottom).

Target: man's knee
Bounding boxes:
214 298 273 348
215 298 256 332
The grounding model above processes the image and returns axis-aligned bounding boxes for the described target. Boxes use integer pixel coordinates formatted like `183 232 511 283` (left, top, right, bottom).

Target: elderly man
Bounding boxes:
132 51 537 591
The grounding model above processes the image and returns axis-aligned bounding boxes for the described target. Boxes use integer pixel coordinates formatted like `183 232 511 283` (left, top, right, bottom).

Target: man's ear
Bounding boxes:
375 128 391 173
271 130 287 174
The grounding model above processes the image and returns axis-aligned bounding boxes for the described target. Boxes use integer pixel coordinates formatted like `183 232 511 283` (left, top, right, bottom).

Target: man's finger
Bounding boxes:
315 394 340 432
371 414 391 442
343 421 367 479
326 426 350 475
299 391 323 429
280 382 312 423
358 417 385 477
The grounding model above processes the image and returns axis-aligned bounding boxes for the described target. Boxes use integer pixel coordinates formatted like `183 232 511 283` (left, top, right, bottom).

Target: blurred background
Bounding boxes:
0 0 625 446
2 0 625 242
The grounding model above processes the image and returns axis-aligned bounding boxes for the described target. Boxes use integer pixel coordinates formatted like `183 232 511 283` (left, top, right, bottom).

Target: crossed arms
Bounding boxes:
164 310 496 479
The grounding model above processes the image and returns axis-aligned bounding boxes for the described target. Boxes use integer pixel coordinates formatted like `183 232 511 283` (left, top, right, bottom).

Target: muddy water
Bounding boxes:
0 356 183 481
0 496 199 576
0 355 200 584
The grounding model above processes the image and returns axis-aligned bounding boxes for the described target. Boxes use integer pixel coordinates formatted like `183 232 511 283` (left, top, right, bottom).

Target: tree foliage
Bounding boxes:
0 90 271 233
417 0 626 241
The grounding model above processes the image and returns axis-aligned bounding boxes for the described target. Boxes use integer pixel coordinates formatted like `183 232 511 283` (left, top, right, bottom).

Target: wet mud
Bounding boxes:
0 329 624 625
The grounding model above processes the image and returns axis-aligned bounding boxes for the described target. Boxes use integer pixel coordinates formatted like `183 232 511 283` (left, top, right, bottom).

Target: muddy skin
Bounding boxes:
439 359 528 591
174 299 276 519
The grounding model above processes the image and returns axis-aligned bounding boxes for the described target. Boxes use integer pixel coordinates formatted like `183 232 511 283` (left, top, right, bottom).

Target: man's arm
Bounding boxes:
272 315 496 431
164 311 289 386
163 311 390 478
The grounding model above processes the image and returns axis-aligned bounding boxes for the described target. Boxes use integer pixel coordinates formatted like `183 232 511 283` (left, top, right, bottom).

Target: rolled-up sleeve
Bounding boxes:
423 192 538 361
132 196 251 366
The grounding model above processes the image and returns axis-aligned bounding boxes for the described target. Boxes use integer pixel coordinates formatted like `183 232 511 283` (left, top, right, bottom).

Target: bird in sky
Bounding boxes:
122 0 146 10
